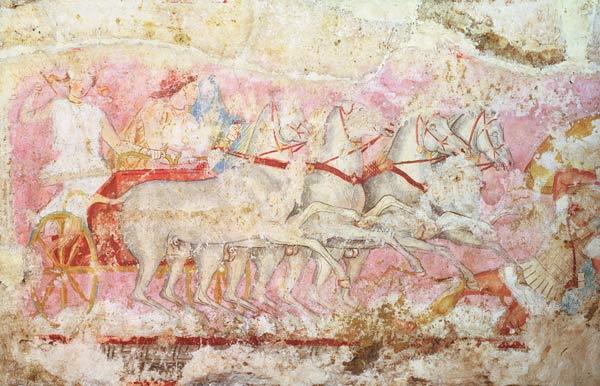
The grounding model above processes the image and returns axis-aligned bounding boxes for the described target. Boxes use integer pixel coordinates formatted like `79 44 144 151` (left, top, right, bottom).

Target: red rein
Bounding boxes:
217 111 496 191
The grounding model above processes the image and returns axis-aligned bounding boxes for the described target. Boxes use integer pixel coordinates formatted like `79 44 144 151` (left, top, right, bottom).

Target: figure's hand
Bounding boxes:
226 125 241 142
32 83 43 94
149 149 163 160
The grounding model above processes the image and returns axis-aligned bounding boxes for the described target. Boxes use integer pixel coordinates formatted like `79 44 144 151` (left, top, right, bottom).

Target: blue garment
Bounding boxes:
561 259 599 314
190 76 246 173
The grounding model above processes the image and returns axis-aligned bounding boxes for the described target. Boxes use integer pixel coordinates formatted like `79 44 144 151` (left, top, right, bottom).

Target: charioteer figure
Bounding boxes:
20 69 154 223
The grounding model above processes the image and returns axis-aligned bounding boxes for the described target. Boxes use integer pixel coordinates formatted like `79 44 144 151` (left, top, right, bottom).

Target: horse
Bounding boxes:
362 110 517 269
360 110 525 332
119 101 361 313
446 110 513 171
282 113 485 306
251 103 449 313
197 101 313 315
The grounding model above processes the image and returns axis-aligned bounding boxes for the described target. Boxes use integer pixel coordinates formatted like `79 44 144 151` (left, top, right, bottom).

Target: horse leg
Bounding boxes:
266 230 350 288
437 211 518 264
265 229 359 309
397 236 478 289
223 246 258 313
441 227 517 265
306 250 333 310
288 201 361 227
341 248 370 308
280 248 316 315
160 236 192 306
332 224 426 274
363 195 415 217
310 217 427 276
252 247 283 310
309 248 360 311
192 245 242 317
160 253 187 307
131 238 171 313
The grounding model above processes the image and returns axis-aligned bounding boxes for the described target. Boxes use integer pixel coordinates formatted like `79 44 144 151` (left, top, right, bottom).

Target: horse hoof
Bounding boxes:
465 278 480 291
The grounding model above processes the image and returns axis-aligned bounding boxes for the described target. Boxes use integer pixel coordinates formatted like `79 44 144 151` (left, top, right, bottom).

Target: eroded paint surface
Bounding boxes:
0 1 599 384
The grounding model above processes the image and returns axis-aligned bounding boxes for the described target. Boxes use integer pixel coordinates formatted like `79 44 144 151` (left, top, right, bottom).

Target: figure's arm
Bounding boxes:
19 85 52 124
102 107 163 159
100 113 149 156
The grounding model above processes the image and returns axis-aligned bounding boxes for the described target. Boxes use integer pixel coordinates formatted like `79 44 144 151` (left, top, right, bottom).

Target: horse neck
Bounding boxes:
456 111 485 150
317 107 362 175
244 103 290 161
385 118 423 163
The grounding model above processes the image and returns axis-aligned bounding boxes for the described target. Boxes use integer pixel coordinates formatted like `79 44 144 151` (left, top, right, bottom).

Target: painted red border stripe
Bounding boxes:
37 334 526 350
96 335 355 347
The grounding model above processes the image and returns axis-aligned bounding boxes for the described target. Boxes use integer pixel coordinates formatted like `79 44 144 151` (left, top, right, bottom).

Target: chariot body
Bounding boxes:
28 154 213 322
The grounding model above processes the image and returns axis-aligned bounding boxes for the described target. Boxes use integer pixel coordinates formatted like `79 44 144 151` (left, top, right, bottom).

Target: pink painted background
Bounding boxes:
10 54 600 315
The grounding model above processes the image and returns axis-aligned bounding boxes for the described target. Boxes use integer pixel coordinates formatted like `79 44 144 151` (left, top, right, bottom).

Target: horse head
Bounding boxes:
243 102 307 161
472 113 513 170
318 102 392 157
416 114 467 155
275 103 311 144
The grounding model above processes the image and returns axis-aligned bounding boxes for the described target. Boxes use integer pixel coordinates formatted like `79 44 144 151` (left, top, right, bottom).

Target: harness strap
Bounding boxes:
307 162 362 185
388 165 428 192
215 148 290 169
362 160 428 192
415 115 428 149
257 141 306 157
319 134 383 166
468 110 485 147
394 154 448 166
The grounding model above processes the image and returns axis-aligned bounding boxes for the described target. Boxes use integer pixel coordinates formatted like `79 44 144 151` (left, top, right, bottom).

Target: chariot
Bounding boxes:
27 152 211 324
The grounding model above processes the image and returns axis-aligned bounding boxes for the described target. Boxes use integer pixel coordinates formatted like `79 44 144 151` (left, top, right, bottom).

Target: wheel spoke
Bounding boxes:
65 235 82 266
87 274 98 313
57 218 65 238
58 243 66 265
65 270 89 303
30 213 99 326
33 272 58 311
36 237 60 267
60 280 68 309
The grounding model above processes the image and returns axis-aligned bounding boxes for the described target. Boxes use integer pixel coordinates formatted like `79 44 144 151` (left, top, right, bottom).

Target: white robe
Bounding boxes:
37 99 111 220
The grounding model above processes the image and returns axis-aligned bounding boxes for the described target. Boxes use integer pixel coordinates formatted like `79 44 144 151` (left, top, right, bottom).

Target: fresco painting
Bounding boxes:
0 1 599 384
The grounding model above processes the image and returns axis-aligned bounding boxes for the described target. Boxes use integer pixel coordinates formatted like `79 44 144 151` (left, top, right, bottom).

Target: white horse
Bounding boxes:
249 103 441 313
359 111 516 288
283 113 482 304
202 102 313 315
120 102 356 313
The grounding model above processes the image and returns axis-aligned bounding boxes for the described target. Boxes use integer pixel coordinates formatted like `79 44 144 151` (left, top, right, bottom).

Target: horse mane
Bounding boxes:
243 102 284 156
383 115 416 160
317 105 355 161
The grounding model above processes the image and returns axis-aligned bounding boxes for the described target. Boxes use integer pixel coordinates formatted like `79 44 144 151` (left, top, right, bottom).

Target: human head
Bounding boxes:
66 69 93 100
197 74 218 102
152 71 197 109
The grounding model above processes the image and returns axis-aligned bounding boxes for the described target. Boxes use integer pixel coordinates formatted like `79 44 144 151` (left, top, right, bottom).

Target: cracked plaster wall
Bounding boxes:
0 0 599 384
